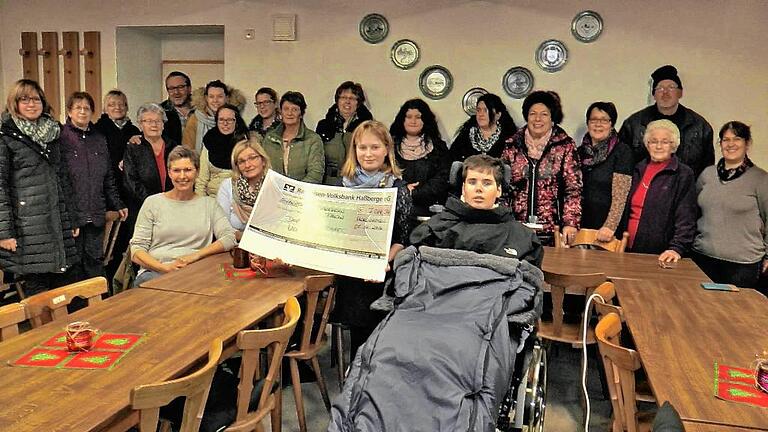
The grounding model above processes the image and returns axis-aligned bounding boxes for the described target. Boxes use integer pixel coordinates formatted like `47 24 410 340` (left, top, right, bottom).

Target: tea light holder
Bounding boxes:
65 321 97 352
755 350 768 394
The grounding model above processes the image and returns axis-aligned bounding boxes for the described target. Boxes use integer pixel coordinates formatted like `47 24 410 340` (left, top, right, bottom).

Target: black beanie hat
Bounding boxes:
651 65 682 90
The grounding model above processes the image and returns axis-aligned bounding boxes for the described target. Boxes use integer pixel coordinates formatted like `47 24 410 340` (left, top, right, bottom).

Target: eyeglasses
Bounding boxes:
166 84 189 92
19 96 42 104
217 118 236 125
654 85 679 93
254 100 274 107
338 95 358 102
588 118 611 125
106 102 126 109
141 119 163 126
71 105 92 112
236 154 262 166
282 106 301 114
647 139 674 147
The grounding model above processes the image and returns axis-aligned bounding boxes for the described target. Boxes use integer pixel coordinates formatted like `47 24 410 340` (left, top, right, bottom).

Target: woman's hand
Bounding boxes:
561 226 578 246
762 258 768 274
128 135 142 145
118 208 129 221
175 252 200 266
0 238 17 252
407 182 419 192
72 228 80 238
658 249 681 263
160 261 186 273
596 227 615 243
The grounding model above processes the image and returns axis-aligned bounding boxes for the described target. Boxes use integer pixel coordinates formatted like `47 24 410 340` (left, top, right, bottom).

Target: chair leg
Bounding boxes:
334 325 345 390
310 356 332 411
271 385 282 432
289 358 307 432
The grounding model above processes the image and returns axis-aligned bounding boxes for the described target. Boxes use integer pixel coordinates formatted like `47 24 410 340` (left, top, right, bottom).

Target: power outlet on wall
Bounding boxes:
244 28 255 40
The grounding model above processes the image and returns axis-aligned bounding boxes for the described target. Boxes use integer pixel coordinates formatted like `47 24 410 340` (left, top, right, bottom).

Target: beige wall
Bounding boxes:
1 0 766 166
116 28 162 112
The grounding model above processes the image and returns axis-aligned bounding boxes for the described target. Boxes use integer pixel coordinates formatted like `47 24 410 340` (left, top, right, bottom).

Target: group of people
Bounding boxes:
0 63 766 308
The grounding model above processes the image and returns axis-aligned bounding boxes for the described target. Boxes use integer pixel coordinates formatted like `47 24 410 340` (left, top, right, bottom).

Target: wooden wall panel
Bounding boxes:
61 32 80 104
82 31 101 115
41 32 60 119
20 32 39 82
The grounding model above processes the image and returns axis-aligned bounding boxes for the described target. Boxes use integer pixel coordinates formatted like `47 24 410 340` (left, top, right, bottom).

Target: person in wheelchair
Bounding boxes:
410 154 543 267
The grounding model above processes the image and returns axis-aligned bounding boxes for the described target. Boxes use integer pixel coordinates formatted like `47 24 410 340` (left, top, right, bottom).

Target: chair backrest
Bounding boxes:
540 270 607 344
131 338 224 432
229 297 301 430
595 313 643 432
0 303 26 342
103 211 123 265
298 275 335 352
22 276 108 327
592 281 623 320
554 228 629 253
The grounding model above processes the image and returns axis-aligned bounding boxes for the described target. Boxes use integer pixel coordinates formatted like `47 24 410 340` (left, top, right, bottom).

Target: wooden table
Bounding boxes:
617 279 768 430
139 253 323 301
0 282 303 431
542 246 709 282
683 421 760 431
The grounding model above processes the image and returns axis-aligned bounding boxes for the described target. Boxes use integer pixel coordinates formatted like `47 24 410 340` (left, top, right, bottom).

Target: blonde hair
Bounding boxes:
340 120 402 178
4 79 50 119
644 119 681 152
231 135 271 177
103 89 128 112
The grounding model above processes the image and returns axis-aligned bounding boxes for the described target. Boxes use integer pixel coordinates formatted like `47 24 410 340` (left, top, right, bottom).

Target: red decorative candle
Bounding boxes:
65 321 95 352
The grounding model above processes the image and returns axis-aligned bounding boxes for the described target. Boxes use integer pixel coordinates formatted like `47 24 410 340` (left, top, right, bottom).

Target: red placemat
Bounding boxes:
714 362 768 408
220 263 290 280
12 332 146 370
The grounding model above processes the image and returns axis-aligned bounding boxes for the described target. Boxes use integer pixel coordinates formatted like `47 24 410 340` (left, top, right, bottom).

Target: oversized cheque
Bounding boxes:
239 170 397 281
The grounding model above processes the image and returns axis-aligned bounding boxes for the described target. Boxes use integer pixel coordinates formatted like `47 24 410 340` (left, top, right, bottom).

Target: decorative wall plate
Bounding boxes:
502 67 535 99
418 65 453 100
535 39 568 73
462 87 488 115
391 39 420 70
359 13 389 44
571 10 604 43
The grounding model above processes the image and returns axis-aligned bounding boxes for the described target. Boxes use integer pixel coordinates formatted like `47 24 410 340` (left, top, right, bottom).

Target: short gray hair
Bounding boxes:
167 145 199 171
136 103 167 124
644 119 680 152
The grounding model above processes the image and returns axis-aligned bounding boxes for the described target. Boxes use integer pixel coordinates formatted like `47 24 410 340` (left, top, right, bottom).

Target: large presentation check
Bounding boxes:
239 170 397 281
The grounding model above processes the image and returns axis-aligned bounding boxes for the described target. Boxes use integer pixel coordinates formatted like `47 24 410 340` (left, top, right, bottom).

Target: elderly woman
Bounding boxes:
248 87 281 136
450 93 517 162
182 79 246 154
501 90 582 245
123 103 178 239
196 104 248 197
621 120 697 263
217 136 271 237
316 81 373 185
0 79 78 295
692 121 768 288
60 91 127 279
578 102 633 242
263 91 324 183
94 89 141 189
390 98 450 219
131 146 236 286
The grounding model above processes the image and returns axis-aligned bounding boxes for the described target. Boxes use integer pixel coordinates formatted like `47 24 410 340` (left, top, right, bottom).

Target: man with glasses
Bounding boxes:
619 65 713 177
160 71 194 145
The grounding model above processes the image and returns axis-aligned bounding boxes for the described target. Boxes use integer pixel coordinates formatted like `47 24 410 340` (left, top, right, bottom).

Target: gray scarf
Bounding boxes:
194 110 216 153
13 114 60 148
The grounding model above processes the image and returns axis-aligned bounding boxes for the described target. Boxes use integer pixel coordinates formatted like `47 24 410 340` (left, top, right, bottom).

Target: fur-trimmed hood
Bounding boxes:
191 85 247 114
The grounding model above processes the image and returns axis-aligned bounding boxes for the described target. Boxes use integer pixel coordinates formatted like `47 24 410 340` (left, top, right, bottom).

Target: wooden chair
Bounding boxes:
539 270 607 347
103 210 123 266
593 281 623 320
554 228 629 252
0 269 26 300
595 313 655 432
285 275 335 432
221 296 302 432
131 338 224 432
0 303 26 342
22 276 108 328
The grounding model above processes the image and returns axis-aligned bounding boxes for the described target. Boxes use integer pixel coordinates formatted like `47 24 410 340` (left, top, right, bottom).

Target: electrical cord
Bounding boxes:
582 292 606 431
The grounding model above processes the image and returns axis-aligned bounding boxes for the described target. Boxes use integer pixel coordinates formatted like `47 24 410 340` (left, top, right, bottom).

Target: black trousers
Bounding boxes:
690 250 761 289
72 223 106 280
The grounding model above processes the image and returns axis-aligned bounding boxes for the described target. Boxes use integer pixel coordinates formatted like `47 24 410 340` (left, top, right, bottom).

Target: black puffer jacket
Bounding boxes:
122 136 178 214
0 115 79 275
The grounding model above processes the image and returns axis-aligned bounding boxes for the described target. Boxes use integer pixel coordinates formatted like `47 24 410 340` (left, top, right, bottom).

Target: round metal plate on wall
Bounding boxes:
462 87 488 115
418 65 453 100
535 39 568 73
390 39 420 70
359 13 389 44
502 67 535 99
571 10 604 43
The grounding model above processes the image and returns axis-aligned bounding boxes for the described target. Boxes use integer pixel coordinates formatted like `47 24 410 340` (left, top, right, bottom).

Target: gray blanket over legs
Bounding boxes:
328 246 543 432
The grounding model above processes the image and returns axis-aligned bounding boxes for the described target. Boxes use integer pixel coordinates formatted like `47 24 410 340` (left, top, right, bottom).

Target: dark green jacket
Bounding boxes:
263 122 325 183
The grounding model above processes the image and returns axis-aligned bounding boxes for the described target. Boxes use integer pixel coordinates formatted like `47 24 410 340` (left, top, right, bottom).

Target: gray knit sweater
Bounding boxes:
693 165 768 263
130 193 237 270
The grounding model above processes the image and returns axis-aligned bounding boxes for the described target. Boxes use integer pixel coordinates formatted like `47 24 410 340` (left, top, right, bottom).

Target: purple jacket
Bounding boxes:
622 155 697 255
60 120 124 227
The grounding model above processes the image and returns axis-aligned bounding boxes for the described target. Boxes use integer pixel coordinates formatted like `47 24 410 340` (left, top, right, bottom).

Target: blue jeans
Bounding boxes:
133 270 162 288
